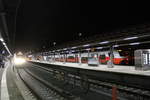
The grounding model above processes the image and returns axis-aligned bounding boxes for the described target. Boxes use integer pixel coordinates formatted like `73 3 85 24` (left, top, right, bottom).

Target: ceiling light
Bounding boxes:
99 41 109 44
129 42 140 45
124 36 138 40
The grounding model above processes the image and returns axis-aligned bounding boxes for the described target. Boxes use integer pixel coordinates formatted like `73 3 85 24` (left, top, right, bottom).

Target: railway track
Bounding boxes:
16 62 150 100
17 67 80 100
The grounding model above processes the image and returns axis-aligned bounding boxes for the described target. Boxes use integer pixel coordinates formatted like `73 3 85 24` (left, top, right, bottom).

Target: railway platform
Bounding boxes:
0 61 37 100
32 60 150 76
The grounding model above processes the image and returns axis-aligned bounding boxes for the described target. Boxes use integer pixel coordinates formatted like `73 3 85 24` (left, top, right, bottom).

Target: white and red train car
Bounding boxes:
98 51 128 64
38 50 129 65
58 50 129 65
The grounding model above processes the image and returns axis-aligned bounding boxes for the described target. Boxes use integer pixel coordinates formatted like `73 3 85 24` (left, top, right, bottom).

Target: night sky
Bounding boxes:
6 1 150 52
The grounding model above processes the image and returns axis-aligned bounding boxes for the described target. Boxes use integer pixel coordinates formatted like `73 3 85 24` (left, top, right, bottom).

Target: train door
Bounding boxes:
59 53 61 62
78 52 82 65
67 54 75 63
99 54 107 64
63 53 67 63
59 54 63 62
81 53 88 63
75 54 78 63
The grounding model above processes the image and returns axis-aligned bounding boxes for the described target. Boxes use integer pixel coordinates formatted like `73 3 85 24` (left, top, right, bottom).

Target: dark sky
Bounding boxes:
9 0 150 52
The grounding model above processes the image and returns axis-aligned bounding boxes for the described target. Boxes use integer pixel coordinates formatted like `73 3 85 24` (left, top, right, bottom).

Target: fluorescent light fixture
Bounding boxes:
69 50 75 53
96 47 103 49
65 51 69 53
63 48 67 50
0 33 11 55
85 48 90 51
117 50 122 52
113 45 119 47
0 38 4 42
129 42 140 45
71 47 77 49
59 49 62 51
99 41 109 44
124 36 138 40
83 44 90 47
71 50 75 52
2 42 6 45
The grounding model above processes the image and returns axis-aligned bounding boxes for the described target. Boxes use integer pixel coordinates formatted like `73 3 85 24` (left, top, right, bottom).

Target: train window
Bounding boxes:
75 55 78 57
68 56 74 59
90 54 93 57
81 57 88 61
108 52 114 58
100 55 106 59
118 51 129 56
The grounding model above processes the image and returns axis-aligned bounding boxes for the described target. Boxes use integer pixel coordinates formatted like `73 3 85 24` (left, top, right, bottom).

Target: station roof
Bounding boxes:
47 24 150 53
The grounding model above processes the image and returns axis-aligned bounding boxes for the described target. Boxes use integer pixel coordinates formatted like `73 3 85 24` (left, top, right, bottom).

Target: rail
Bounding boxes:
16 65 80 100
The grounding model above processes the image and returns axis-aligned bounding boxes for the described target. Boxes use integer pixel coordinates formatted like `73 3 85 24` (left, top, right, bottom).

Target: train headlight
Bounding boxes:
14 57 26 65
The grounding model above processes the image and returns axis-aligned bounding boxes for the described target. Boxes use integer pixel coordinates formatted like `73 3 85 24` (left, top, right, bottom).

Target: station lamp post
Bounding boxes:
78 48 82 65
53 42 56 62
107 45 114 68
53 42 56 46
79 33 82 37
63 51 66 64
0 33 12 56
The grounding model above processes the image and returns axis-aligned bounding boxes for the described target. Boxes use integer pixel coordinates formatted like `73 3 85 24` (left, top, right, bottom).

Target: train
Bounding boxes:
14 52 26 65
59 51 129 65
30 50 133 65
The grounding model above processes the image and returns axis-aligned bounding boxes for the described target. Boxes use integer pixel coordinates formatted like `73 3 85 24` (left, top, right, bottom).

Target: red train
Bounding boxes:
52 50 130 65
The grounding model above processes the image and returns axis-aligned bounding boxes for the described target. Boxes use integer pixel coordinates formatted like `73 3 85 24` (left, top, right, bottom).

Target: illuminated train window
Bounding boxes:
100 55 106 59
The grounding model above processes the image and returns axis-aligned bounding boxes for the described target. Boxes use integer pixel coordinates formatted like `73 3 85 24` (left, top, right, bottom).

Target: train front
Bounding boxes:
13 52 26 66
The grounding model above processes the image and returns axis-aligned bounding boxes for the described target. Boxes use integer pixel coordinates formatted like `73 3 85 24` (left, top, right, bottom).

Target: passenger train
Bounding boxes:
32 50 131 65
63 51 129 65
